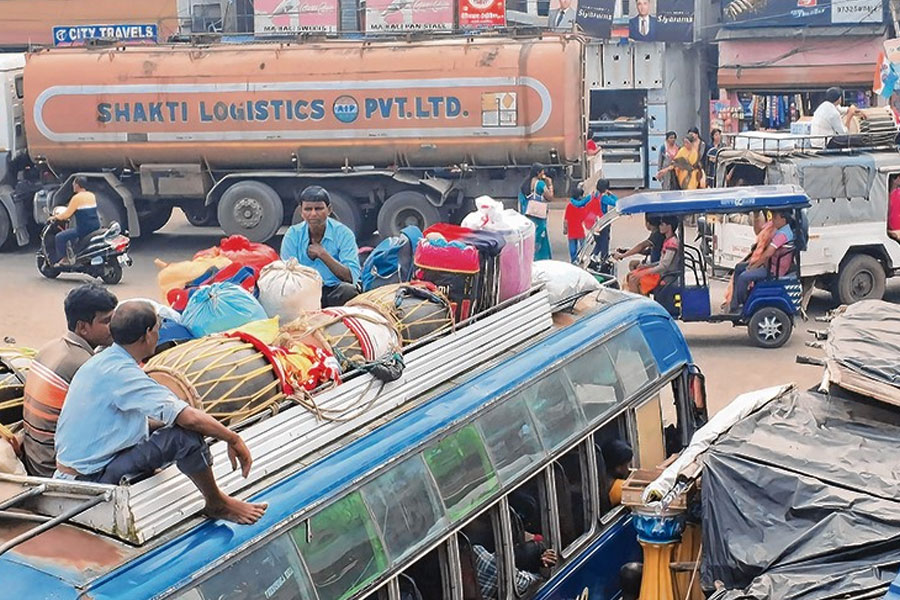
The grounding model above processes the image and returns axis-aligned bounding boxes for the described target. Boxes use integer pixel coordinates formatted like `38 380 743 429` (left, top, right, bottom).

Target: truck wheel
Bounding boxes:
291 190 363 238
0 205 12 251
377 191 441 237
833 254 886 305
748 306 792 349
184 204 219 227
218 181 284 243
96 193 127 229
137 203 173 234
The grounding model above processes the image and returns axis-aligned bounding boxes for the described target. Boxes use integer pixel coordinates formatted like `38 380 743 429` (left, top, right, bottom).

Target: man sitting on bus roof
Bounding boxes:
728 210 794 313
810 86 859 149
54 301 267 525
281 186 361 307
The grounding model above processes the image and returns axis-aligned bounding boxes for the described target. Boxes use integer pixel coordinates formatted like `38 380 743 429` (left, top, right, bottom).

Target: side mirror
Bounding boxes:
688 364 708 426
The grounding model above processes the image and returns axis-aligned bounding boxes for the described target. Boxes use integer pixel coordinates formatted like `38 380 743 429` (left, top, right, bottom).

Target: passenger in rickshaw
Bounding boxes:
728 209 795 312
623 216 679 296
722 210 775 310
614 216 663 289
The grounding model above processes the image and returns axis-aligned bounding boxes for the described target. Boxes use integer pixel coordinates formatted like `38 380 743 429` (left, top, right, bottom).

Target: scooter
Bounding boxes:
36 219 133 284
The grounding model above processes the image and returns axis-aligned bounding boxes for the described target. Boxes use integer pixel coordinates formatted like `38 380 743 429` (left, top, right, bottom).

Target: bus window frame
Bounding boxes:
550 439 599 561
505 468 554 599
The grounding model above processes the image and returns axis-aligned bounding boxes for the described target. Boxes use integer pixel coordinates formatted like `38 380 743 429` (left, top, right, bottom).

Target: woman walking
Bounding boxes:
519 163 554 260
656 131 679 190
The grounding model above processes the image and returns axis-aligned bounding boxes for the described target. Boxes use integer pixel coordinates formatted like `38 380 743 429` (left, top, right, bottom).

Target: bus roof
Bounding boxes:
0 293 691 599
616 185 810 216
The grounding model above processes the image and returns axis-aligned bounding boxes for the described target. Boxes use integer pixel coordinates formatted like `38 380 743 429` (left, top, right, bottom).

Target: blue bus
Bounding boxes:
0 288 707 600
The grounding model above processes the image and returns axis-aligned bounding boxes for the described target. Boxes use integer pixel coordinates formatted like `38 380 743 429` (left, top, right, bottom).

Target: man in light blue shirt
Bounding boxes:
281 186 360 307
55 301 267 525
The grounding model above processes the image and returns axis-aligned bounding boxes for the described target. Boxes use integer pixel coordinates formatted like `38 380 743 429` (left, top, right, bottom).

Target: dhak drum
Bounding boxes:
348 283 453 347
0 347 35 425
145 336 285 425
277 307 400 374
847 107 899 145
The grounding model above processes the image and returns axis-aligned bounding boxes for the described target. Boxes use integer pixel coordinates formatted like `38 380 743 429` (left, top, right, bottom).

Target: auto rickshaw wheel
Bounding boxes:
748 306 792 349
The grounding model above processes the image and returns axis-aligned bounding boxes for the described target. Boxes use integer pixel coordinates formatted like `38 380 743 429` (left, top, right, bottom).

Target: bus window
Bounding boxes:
607 327 658 397
362 455 448 563
563 344 623 423
593 417 633 516
634 393 665 470
424 424 500 521
402 544 451 600
476 397 544 484
178 534 310 600
459 506 532 600
293 491 390 600
508 471 552 596
553 442 594 551
523 371 584 451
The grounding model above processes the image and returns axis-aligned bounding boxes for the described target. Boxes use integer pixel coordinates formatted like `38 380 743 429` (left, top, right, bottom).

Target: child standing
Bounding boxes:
563 183 601 262
592 179 618 259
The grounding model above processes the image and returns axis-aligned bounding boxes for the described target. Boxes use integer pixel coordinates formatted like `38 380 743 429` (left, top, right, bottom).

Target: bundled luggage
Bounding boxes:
181 282 268 337
349 282 453 347
155 256 233 299
532 260 600 305
257 259 323 323
194 234 279 272
360 226 423 292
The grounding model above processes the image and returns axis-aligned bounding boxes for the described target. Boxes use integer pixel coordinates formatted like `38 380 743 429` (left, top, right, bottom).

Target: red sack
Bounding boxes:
194 235 278 271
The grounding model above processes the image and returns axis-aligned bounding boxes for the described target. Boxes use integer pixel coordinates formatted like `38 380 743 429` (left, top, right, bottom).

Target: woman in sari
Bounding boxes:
659 136 705 190
656 131 678 190
519 163 554 260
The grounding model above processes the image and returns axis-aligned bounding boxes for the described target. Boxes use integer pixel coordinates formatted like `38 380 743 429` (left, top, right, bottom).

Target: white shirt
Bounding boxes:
639 16 650 35
810 101 848 148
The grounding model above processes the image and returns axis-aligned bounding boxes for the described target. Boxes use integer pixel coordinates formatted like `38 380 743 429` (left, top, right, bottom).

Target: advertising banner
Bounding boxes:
365 0 455 31
722 0 884 27
52 24 158 46
624 0 693 42
254 0 340 34
460 0 506 28
575 0 614 37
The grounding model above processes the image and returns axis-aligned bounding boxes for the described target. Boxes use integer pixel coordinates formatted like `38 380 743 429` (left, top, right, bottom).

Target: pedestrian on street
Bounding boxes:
519 164 554 260
563 183 600 263
657 131 678 190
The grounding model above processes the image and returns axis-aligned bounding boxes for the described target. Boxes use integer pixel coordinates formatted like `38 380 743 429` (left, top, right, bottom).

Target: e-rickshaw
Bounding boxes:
578 185 810 348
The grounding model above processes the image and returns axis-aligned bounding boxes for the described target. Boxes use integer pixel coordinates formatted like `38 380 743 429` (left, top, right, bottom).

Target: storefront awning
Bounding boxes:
716 30 886 89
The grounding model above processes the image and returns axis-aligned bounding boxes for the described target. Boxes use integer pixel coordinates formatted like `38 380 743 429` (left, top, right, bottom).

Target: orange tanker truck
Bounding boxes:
0 34 585 246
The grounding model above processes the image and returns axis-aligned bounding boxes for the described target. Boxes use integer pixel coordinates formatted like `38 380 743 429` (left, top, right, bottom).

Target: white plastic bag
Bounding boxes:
461 195 505 229
0 433 25 476
532 260 600 304
257 259 324 322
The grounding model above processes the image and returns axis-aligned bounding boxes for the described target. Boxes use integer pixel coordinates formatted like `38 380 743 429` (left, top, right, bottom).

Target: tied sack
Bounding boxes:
194 235 279 272
258 259 323 322
182 282 268 337
155 256 233 300
532 260 600 305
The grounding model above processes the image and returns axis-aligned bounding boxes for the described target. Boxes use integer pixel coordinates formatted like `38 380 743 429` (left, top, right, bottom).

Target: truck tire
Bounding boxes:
377 191 441 237
137 203 173 234
184 204 219 227
217 181 284 243
96 193 127 230
748 306 792 349
291 190 363 238
833 254 886 305
0 205 12 250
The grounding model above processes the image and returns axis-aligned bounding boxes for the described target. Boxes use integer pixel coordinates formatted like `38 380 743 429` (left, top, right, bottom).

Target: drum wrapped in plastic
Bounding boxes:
0 347 35 425
348 282 453 347
277 307 400 374
257 259 323 322
145 335 285 424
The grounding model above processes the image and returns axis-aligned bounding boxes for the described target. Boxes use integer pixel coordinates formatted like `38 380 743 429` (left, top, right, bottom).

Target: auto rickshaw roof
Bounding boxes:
617 185 810 216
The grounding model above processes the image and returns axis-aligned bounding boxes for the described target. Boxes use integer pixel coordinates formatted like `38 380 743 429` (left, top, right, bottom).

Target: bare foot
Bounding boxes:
205 495 268 525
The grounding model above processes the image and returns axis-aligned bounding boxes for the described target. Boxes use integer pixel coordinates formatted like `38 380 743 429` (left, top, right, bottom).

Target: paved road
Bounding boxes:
1 208 898 415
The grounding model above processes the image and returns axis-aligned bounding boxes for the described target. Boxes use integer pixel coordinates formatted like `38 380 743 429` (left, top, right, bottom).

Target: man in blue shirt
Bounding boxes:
281 186 361 307
729 210 795 312
55 301 267 525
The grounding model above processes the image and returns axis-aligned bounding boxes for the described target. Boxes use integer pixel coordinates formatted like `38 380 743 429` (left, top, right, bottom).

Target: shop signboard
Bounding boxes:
365 0 455 31
604 0 693 41
575 0 615 38
722 0 884 27
52 24 158 46
255 0 340 34
460 0 506 28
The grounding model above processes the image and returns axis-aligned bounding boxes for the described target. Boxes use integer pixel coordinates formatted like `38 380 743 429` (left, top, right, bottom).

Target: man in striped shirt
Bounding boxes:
22 284 118 477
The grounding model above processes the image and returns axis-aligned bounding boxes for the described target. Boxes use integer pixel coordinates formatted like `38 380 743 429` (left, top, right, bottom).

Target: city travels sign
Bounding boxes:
722 0 884 27
365 0 455 31
254 0 340 34
52 24 158 46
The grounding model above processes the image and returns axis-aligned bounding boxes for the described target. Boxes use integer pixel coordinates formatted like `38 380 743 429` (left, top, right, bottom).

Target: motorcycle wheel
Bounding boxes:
36 254 60 279
100 261 123 285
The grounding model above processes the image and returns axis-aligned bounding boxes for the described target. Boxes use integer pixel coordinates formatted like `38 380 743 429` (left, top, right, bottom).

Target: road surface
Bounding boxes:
1 208 897 415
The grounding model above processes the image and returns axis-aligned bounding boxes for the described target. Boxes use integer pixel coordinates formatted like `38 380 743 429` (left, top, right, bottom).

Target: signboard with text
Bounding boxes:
365 0 455 31
722 0 884 27
254 0 340 34
52 24 158 46
575 0 615 38
460 0 506 28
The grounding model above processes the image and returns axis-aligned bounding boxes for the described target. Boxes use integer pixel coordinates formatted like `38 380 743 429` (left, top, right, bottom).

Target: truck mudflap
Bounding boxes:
0 185 30 246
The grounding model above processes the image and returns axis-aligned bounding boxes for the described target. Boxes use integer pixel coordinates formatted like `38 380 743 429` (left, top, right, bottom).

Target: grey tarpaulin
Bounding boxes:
701 386 900 600
825 300 900 398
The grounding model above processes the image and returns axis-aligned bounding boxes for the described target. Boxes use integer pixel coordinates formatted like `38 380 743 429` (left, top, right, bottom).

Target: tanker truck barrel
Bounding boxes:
22 36 584 241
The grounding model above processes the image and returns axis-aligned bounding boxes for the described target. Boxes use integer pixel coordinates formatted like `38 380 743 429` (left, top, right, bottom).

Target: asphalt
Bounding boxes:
1 207 898 416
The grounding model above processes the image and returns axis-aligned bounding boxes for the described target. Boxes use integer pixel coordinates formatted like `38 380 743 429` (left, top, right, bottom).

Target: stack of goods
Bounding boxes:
414 223 506 322
848 106 899 146
461 196 536 302
257 259 323 323
349 282 453 347
193 235 279 272
0 346 34 425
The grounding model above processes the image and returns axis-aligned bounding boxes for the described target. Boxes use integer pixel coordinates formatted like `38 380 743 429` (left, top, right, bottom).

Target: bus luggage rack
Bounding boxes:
722 130 899 157
0 288 555 545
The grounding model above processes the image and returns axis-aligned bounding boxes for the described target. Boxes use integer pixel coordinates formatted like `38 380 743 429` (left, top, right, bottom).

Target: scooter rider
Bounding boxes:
49 177 101 267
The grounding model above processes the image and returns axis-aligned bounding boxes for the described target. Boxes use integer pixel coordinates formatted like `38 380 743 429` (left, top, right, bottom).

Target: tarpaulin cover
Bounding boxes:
825 300 900 393
701 386 900 600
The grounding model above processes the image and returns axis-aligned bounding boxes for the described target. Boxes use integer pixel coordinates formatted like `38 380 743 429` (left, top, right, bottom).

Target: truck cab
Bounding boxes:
0 54 27 249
